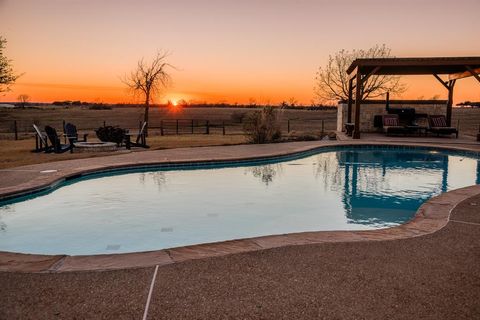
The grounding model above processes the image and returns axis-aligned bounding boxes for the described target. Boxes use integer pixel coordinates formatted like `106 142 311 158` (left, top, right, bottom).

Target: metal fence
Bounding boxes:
1 118 335 140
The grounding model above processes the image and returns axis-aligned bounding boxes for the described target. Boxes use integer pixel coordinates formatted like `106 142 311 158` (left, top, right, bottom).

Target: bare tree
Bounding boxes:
0 36 21 93
122 51 173 131
17 94 30 107
314 44 405 104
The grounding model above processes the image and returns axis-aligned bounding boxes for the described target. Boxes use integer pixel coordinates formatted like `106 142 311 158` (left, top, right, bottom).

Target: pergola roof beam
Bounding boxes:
347 57 480 77
466 66 480 83
448 67 480 81
433 74 449 90
362 66 381 85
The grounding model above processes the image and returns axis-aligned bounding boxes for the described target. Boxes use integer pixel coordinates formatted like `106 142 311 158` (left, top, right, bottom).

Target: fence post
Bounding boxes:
160 120 164 136
206 120 210 134
191 119 194 134
176 120 179 135
321 119 325 135
222 121 225 135
103 121 106 127
287 119 290 133
14 120 18 140
62 120 66 143
139 120 142 131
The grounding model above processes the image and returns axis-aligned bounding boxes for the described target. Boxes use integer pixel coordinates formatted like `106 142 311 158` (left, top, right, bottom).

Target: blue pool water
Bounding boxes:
0 146 479 255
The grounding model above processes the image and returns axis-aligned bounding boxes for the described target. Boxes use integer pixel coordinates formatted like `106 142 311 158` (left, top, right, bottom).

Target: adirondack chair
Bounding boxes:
64 123 88 144
32 124 51 153
428 115 459 138
45 126 73 153
124 121 149 149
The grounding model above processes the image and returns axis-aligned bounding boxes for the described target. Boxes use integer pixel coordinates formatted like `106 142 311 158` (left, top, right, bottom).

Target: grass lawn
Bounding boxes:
0 134 247 170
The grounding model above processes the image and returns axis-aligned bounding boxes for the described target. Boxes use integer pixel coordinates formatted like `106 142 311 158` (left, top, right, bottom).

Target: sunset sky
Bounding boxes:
0 0 479 105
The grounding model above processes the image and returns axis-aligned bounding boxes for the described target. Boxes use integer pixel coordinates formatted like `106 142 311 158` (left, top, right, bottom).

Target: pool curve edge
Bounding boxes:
1 141 479 273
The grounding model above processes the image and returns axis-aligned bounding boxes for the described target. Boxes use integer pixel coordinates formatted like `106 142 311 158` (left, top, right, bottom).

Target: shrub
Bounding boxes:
243 106 282 144
95 126 126 145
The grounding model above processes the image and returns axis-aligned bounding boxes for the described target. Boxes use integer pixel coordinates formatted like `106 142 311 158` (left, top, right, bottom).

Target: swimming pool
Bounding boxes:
0 146 479 255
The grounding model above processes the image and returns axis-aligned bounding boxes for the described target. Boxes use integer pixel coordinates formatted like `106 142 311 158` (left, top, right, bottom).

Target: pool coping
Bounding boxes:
1 140 479 273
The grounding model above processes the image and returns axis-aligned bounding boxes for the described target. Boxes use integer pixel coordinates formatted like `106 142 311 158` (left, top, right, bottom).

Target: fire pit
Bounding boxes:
73 141 117 153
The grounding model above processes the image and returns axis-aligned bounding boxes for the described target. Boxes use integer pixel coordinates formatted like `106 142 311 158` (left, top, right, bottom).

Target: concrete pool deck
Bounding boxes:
0 138 480 318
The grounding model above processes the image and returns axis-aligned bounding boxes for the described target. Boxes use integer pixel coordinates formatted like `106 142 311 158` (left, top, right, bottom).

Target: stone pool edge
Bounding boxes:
0 141 479 273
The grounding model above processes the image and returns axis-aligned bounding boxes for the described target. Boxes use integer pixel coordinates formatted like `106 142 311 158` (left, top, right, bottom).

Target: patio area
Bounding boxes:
0 139 479 319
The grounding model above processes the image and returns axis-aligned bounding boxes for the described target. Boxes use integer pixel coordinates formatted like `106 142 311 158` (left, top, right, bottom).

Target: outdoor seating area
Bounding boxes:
343 57 480 139
380 113 458 137
32 121 149 153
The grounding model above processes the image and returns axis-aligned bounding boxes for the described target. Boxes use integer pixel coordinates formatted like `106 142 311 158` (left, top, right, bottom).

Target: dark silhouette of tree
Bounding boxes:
123 51 173 132
17 94 30 107
314 44 405 104
0 36 21 93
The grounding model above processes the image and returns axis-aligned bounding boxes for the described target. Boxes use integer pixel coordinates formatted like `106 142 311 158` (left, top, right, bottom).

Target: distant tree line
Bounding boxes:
44 100 336 110
458 101 480 108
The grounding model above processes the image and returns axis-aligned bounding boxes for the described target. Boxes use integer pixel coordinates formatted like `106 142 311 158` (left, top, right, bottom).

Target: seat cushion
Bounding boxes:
431 116 447 127
383 117 399 126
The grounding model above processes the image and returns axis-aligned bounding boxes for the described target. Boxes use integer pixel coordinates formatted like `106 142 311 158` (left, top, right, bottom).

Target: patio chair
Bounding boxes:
65 122 88 144
428 115 458 138
124 121 149 149
45 125 73 153
382 114 408 136
32 124 51 153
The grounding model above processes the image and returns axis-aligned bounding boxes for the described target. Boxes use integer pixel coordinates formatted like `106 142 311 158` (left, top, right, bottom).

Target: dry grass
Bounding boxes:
0 134 246 170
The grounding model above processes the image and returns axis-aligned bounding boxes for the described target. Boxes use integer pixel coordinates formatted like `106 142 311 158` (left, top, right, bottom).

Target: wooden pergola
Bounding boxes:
346 57 480 139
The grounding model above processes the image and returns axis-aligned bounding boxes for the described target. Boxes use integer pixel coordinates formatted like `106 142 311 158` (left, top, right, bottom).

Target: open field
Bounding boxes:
1 106 479 139
0 106 338 139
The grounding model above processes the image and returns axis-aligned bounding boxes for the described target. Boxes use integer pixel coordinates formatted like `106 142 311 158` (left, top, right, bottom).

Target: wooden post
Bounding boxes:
206 120 210 134
385 91 390 111
222 121 226 135
347 78 353 124
191 120 194 134
103 121 106 127
14 120 18 140
353 69 362 139
176 119 179 135
62 120 66 143
321 119 324 135
446 80 456 127
160 120 164 136
287 119 290 133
